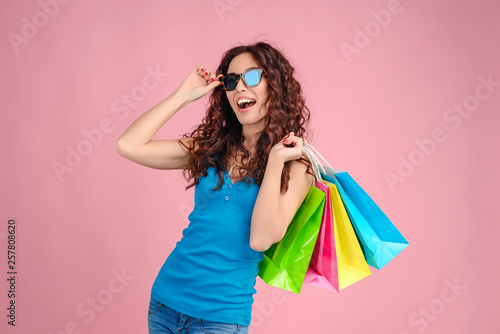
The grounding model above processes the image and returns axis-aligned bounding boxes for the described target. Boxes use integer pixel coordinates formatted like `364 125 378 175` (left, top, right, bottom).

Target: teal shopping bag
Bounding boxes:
302 142 409 270
323 169 409 269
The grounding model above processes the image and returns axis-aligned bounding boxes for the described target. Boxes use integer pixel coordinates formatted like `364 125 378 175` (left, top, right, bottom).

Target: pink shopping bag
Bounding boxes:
303 180 339 292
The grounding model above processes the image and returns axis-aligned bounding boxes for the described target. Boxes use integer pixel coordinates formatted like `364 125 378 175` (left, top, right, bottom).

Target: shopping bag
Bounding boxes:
326 181 372 290
302 145 370 291
332 170 409 269
304 143 409 270
303 180 339 292
258 185 326 294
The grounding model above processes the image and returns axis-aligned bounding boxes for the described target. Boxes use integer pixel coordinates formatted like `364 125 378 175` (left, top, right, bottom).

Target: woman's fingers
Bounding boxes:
206 76 223 90
194 66 209 78
194 66 223 88
283 132 302 146
198 67 212 80
206 72 221 86
194 65 206 76
282 133 304 161
271 132 305 161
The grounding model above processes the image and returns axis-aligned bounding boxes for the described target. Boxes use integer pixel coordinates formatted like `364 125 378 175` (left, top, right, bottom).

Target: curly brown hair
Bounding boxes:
180 42 313 193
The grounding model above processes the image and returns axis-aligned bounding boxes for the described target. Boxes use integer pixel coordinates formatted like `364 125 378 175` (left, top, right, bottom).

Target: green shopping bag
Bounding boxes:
257 185 326 294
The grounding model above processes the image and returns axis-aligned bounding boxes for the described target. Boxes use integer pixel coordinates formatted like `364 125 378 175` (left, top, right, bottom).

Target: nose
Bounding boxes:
235 76 247 92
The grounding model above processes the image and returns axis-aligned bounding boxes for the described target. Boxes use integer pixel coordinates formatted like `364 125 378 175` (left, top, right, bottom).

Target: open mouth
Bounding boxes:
237 98 256 111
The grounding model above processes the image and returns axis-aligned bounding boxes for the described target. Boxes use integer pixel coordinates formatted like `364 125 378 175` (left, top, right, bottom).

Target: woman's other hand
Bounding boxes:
270 132 304 163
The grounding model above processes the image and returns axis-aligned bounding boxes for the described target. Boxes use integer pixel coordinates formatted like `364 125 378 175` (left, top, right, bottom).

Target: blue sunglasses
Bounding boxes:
220 68 265 91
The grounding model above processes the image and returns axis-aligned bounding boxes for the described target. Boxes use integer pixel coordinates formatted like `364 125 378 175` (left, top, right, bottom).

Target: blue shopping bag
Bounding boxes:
322 169 409 269
302 143 409 270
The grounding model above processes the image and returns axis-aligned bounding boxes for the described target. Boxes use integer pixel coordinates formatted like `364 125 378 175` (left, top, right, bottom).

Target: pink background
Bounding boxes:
1 0 499 333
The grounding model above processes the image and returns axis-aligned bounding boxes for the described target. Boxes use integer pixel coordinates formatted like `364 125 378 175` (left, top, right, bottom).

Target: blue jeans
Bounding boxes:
148 296 249 334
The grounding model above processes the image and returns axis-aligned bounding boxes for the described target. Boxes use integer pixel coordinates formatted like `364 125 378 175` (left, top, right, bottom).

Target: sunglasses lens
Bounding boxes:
223 75 238 91
244 70 261 87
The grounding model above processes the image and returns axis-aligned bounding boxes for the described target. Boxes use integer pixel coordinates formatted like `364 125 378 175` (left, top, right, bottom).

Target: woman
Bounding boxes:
115 42 314 334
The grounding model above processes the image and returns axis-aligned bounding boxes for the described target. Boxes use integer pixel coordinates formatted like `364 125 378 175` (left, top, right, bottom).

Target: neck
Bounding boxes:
241 124 263 151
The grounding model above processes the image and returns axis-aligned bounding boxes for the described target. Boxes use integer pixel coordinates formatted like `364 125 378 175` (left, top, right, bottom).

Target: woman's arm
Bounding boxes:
115 66 221 169
249 133 314 252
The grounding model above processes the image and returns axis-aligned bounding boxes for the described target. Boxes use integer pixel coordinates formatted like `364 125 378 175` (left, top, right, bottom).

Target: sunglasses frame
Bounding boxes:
220 68 265 91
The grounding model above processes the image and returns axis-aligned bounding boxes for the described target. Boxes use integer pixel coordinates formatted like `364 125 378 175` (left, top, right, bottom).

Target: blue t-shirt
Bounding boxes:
151 166 264 326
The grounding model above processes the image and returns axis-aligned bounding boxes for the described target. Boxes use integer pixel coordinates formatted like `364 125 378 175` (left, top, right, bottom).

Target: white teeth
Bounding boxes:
237 98 256 105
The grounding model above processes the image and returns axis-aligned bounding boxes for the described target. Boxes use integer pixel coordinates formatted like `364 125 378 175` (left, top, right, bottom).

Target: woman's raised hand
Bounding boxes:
175 65 223 104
